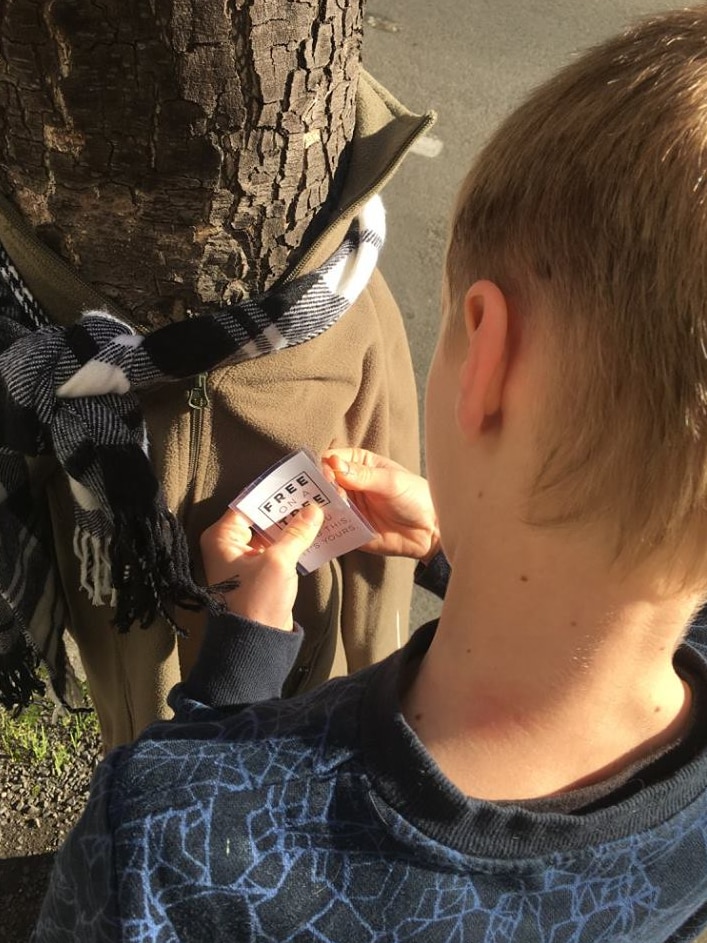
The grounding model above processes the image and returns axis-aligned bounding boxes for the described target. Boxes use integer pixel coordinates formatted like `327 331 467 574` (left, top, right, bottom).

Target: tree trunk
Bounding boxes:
0 0 363 328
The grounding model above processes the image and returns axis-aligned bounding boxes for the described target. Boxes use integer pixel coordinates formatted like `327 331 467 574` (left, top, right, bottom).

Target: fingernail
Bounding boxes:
299 504 320 523
340 461 356 478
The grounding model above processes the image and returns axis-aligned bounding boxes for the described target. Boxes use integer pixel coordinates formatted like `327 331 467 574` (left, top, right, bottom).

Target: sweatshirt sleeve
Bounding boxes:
170 612 304 718
32 753 124 943
167 555 449 721
414 551 450 599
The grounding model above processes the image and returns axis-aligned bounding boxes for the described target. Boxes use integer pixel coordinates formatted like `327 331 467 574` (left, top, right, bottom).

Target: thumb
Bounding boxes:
271 504 325 564
329 457 392 496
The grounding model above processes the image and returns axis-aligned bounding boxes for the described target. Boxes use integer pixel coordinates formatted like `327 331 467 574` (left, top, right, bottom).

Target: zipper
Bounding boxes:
187 371 210 486
186 371 210 498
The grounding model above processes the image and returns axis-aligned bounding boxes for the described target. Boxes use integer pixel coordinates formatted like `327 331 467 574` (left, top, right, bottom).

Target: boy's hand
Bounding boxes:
200 504 324 631
323 448 439 562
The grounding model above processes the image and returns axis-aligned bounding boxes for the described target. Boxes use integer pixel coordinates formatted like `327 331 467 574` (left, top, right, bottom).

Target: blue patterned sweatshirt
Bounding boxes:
33 559 707 942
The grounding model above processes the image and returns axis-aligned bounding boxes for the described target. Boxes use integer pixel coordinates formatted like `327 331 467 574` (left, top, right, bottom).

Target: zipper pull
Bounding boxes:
184 312 210 409
188 372 210 409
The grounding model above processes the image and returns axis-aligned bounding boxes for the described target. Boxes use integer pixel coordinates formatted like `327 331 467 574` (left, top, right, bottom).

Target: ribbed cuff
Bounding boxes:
183 613 304 708
414 551 450 599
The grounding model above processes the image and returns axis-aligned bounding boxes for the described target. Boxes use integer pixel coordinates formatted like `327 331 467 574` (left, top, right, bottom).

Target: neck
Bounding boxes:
404 522 698 801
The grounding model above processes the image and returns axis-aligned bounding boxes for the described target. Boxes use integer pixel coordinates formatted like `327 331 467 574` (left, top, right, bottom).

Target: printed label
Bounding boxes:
230 449 375 574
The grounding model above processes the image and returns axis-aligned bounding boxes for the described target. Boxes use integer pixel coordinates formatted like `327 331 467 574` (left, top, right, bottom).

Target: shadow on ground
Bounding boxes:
0 853 54 942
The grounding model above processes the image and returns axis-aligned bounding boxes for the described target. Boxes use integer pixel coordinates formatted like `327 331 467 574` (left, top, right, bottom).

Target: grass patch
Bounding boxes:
0 684 99 776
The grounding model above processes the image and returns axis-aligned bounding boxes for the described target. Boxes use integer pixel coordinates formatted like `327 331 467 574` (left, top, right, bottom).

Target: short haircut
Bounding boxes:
445 6 707 580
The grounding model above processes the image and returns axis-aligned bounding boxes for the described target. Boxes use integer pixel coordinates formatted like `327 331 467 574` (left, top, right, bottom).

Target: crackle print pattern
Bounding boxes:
34 671 707 943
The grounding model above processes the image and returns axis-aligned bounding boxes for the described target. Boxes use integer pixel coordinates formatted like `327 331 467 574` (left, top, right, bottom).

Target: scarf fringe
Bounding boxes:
73 527 117 607
0 633 45 711
109 506 223 634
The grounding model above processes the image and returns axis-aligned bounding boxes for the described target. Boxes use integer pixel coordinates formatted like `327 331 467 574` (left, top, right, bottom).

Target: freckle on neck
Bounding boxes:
519 574 529 582
477 490 484 499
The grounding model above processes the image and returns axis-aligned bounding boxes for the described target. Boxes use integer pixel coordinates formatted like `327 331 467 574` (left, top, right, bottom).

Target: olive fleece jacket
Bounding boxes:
0 72 435 747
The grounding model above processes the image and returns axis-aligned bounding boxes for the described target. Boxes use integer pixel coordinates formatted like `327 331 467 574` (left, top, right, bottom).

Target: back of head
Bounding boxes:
446 6 707 583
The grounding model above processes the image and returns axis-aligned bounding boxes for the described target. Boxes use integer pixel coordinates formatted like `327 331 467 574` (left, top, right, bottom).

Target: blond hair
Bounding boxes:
445 6 707 576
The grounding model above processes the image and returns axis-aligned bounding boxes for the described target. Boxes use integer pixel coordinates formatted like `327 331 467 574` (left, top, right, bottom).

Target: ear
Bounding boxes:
456 280 509 440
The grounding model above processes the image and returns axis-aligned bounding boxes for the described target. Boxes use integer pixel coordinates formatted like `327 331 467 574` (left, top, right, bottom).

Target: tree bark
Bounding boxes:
0 0 363 328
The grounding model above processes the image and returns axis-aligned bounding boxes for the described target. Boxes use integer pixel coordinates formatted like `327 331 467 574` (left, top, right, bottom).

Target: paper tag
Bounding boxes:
230 449 376 574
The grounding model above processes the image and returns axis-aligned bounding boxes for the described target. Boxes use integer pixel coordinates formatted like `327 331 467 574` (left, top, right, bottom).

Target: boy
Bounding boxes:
33 7 707 942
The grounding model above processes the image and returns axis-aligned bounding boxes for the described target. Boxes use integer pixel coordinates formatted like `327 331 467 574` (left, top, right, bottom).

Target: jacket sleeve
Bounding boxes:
168 612 304 719
32 753 123 943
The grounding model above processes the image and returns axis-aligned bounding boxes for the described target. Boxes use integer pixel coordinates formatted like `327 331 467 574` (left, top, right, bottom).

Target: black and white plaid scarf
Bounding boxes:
0 196 385 710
